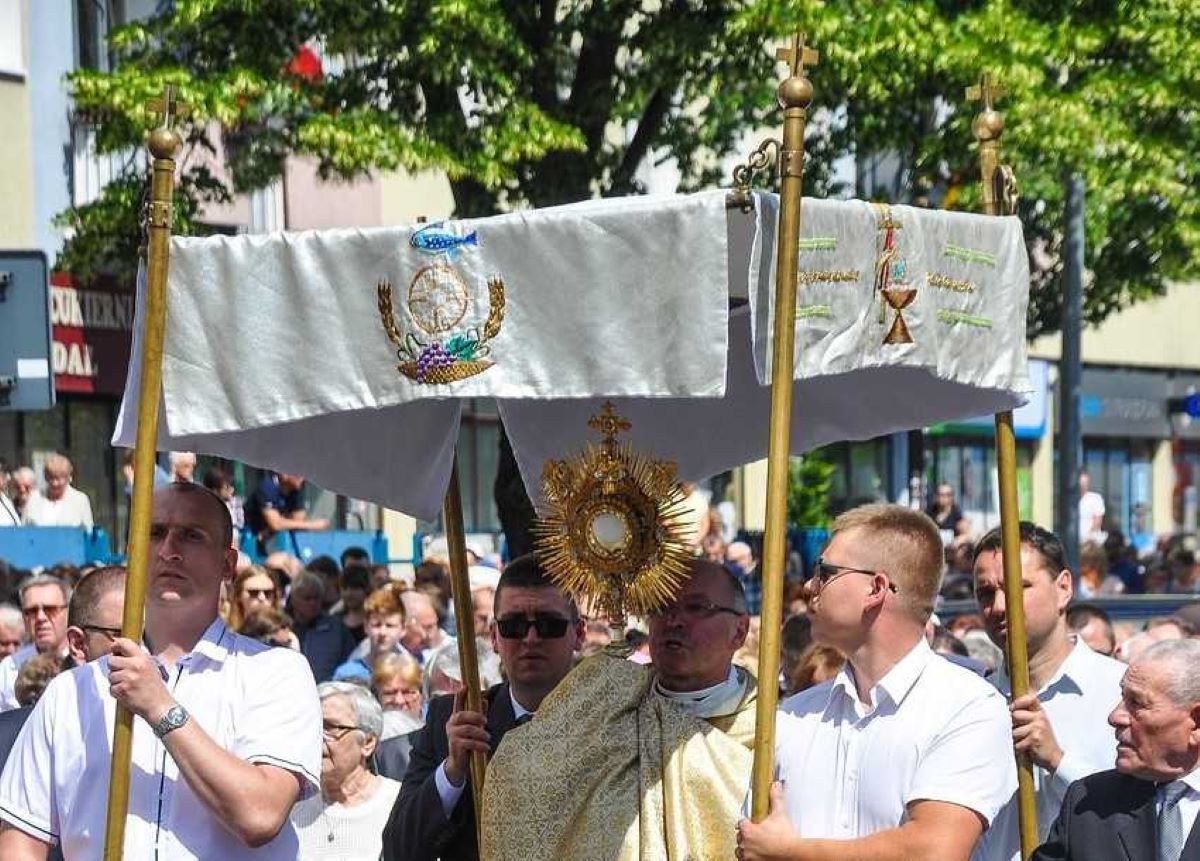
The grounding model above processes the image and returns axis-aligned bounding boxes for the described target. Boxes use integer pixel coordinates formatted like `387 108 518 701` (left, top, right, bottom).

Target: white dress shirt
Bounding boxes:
21 485 93 529
974 636 1127 861
776 638 1016 839
0 643 36 712
0 618 322 860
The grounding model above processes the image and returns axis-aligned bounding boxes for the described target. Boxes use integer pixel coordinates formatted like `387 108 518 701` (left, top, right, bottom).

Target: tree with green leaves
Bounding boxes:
63 0 1198 548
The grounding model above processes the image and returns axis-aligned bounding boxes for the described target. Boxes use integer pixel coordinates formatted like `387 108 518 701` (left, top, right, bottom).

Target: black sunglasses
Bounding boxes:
496 615 571 640
813 558 899 593
80 624 124 639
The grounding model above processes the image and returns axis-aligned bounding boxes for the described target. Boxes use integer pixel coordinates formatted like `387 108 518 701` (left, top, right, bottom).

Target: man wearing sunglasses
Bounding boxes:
0 565 126 775
384 554 584 861
480 558 757 861
738 504 1015 861
0 574 72 712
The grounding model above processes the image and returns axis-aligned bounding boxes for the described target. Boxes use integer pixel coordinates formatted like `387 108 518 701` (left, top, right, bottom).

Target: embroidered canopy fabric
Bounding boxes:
114 189 1032 520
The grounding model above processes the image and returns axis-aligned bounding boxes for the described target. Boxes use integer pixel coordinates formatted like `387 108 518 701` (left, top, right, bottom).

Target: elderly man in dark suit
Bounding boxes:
1034 638 1200 861
381 555 584 861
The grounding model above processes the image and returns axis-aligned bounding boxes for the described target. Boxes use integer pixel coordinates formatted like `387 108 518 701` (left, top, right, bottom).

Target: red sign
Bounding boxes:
49 272 135 395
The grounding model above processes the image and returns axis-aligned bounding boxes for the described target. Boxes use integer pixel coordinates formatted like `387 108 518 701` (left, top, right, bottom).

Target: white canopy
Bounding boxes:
115 190 1031 520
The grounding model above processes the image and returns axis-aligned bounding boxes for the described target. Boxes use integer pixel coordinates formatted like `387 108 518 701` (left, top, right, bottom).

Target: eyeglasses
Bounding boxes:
648 599 745 621
245 588 276 600
496 615 571 640
813 558 899 594
321 722 360 741
80 624 123 640
22 604 66 621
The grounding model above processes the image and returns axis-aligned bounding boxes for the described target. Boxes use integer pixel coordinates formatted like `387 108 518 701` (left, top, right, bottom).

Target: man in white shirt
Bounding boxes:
20 455 93 529
738 503 1015 861
0 481 322 860
970 522 1127 861
0 575 71 711
1033 638 1200 860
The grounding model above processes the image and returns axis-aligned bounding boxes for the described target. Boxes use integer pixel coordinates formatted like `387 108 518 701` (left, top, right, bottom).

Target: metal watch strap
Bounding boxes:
152 704 189 738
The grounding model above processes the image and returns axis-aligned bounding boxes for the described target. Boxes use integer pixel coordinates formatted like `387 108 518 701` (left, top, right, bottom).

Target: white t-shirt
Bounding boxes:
21 485 94 529
1078 491 1105 543
776 639 1016 839
0 643 37 712
0 619 322 860
974 637 1127 861
291 775 402 860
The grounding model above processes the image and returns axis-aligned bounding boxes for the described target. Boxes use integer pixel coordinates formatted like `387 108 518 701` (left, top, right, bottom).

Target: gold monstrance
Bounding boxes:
534 402 693 632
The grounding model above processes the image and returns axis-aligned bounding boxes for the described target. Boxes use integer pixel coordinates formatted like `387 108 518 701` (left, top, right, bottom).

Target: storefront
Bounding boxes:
0 272 133 538
921 359 1049 532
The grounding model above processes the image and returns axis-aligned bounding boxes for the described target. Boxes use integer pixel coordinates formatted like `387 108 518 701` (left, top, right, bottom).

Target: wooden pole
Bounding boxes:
103 86 185 861
750 33 817 822
443 458 487 843
967 72 1038 861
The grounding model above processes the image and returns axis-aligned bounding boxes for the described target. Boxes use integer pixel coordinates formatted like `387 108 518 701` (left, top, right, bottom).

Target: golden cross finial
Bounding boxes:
966 72 1006 112
588 401 632 444
147 85 190 129
776 32 819 78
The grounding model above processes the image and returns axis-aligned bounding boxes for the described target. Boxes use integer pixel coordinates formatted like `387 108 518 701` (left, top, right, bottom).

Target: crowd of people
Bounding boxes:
0 480 1194 859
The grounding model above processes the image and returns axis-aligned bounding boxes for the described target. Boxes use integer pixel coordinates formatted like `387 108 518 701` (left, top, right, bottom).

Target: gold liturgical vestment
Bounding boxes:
480 653 756 861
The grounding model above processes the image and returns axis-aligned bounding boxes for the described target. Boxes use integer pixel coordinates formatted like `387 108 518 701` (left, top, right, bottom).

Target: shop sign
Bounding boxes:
49 273 135 395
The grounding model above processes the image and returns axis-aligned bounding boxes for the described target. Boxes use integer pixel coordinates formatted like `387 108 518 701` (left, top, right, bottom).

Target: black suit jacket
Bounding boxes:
382 684 516 861
1034 769 1200 861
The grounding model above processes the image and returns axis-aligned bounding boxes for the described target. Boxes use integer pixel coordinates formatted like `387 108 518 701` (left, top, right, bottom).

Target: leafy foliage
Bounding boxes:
787 450 835 529
61 1 1199 334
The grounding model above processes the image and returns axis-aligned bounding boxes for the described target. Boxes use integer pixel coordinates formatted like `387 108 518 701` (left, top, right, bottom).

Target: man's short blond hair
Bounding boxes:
42 454 72 478
831 504 943 623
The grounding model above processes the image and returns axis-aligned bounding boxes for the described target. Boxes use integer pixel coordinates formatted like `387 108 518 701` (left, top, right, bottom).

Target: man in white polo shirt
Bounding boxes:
738 504 1015 861
970 522 1126 861
0 482 322 860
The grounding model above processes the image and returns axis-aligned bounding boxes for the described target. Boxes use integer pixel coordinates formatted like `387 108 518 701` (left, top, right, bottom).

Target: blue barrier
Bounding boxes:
253 529 389 566
0 527 114 569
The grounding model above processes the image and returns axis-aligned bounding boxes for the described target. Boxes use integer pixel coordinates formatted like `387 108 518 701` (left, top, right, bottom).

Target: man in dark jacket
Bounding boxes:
1033 638 1200 861
289 570 356 682
382 555 584 861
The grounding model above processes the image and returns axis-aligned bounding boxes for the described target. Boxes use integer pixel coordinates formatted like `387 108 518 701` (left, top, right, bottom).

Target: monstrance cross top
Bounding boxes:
589 401 632 445
776 32 819 78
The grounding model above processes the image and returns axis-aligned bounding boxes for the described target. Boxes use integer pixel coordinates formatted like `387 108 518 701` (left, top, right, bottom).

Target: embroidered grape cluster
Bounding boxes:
416 343 455 380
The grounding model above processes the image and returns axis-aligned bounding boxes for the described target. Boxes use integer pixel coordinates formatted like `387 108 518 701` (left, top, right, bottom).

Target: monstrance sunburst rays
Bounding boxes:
533 402 693 629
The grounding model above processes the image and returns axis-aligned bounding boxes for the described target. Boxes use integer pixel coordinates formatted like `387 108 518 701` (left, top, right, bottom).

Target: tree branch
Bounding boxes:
609 86 671 195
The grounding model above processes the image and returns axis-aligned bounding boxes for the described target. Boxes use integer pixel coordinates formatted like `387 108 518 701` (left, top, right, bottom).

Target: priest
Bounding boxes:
481 558 757 861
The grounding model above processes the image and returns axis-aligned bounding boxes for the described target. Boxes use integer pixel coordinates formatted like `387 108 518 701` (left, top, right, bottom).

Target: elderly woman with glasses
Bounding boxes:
291 682 400 860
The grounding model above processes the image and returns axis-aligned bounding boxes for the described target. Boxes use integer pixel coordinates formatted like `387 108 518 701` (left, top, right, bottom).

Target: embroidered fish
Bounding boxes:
410 222 479 255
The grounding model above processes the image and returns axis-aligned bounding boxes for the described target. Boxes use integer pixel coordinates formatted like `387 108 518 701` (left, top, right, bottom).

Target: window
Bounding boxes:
76 0 125 72
825 438 891 514
1082 439 1154 539
0 0 24 78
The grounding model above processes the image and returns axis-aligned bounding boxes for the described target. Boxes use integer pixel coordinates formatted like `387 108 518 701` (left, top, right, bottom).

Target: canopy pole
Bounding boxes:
103 86 185 861
443 458 487 843
750 32 818 822
968 73 1037 861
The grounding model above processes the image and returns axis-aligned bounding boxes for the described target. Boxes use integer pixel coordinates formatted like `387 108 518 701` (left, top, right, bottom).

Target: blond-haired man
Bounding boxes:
739 504 1015 861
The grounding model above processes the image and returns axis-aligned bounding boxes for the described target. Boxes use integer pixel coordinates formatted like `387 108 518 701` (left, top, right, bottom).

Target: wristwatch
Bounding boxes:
151 704 190 739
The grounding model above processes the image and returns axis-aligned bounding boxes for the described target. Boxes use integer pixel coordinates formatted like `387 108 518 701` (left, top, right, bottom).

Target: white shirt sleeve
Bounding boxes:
229 647 322 798
434 761 467 818
0 683 59 844
907 689 1017 827
0 655 20 712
